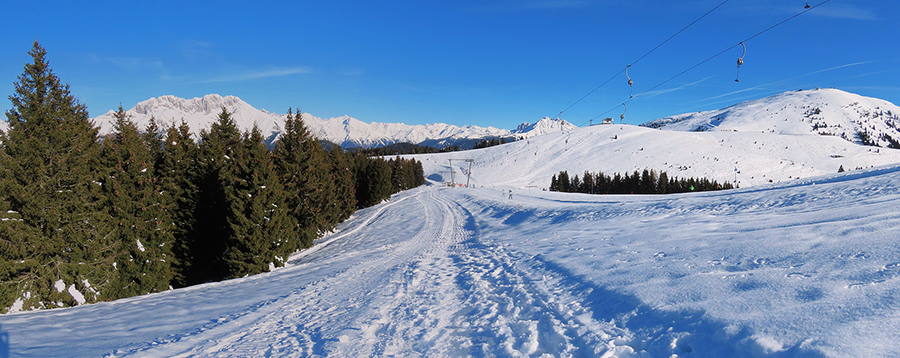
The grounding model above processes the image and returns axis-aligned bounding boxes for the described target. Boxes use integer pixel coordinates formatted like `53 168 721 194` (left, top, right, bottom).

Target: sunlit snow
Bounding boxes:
2 89 900 357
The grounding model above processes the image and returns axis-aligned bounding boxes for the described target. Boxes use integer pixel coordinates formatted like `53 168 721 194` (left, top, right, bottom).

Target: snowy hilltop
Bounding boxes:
513 116 577 139
90 94 570 149
642 88 900 148
413 88 900 189
414 123 900 190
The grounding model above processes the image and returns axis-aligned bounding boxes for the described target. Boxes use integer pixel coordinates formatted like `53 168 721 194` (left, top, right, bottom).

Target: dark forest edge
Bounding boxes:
0 42 425 312
550 169 735 195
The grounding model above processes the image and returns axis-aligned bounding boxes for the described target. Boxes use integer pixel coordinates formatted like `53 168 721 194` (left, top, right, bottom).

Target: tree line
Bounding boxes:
0 42 424 312
550 169 734 195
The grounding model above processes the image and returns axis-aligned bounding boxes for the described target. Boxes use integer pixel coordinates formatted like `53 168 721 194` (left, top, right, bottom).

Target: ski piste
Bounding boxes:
3 163 900 356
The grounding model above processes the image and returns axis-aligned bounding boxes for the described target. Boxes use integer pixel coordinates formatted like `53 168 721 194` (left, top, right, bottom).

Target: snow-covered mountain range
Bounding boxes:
90 95 576 149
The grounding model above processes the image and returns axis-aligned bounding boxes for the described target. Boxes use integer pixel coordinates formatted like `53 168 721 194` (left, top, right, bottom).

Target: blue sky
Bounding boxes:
1 0 897 129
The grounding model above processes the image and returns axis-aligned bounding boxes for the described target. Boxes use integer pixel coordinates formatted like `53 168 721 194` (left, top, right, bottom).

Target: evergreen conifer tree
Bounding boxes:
158 120 199 287
191 108 242 283
142 116 165 168
222 126 292 277
325 146 356 227
1 42 113 308
272 109 323 248
101 106 175 298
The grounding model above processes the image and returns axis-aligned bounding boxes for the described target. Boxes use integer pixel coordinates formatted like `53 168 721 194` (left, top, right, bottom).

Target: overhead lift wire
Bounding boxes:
556 0 732 118
584 0 832 125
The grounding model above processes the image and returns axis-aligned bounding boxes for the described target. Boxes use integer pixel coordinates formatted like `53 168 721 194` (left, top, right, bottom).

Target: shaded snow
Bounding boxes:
3 89 900 357
3 165 900 356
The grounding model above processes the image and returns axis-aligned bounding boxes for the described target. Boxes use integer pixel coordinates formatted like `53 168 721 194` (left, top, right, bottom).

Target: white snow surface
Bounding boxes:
89 94 570 148
413 121 900 189
52 280 65 293
2 169 900 356
643 89 900 148
3 89 900 356
67 285 85 305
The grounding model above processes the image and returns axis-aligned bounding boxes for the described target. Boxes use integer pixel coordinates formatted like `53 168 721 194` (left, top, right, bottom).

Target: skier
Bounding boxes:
508 190 513 200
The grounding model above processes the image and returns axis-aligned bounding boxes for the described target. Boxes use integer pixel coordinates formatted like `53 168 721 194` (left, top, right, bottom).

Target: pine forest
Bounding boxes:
550 169 734 195
0 43 425 311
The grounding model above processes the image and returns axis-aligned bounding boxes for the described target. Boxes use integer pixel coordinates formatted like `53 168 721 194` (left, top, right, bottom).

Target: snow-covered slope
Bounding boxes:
642 88 900 148
412 122 900 189
4 167 900 357
90 94 567 148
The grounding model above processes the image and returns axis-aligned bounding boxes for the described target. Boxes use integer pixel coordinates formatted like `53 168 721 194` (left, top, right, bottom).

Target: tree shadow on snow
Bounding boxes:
0 323 8 358
529 255 827 358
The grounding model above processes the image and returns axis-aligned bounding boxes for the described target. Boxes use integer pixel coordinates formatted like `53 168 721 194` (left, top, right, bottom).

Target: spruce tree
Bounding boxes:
191 108 242 283
158 120 199 287
326 146 356 227
2 42 113 308
101 106 175 298
272 109 319 248
142 115 165 168
658 172 669 194
222 125 293 277
364 158 393 207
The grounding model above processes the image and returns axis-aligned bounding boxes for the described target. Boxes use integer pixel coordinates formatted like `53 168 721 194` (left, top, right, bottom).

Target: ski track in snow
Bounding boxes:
112 189 657 357
4 166 900 356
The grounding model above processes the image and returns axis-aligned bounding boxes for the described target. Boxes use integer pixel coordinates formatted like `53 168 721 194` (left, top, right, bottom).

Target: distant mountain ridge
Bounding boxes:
90 95 576 149
641 88 900 148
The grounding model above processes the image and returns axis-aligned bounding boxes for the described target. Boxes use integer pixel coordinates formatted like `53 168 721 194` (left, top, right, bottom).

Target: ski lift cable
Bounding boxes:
627 0 731 68
583 0 832 125
556 0 732 118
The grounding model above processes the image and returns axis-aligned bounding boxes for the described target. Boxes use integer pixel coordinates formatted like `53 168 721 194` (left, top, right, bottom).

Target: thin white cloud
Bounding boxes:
199 66 314 83
842 85 900 93
806 61 877 76
641 75 718 98
105 57 164 70
692 61 877 104
809 4 877 21
176 40 215 60
336 68 366 76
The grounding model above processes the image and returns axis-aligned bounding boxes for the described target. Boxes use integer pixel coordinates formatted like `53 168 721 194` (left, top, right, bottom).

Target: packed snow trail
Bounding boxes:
0 187 659 357
4 165 900 356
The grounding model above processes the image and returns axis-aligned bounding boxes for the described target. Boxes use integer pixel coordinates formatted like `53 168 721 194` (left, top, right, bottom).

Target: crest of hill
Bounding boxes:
413 89 900 189
416 123 900 189
641 88 900 148
514 116 578 139
90 95 561 149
